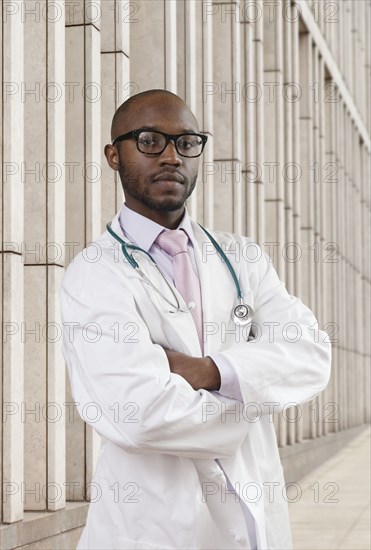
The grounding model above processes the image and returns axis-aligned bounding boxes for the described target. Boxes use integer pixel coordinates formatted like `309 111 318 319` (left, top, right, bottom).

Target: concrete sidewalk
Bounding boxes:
289 427 370 550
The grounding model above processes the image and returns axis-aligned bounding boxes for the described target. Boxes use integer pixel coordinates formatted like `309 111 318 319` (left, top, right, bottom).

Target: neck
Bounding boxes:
124 201 185 229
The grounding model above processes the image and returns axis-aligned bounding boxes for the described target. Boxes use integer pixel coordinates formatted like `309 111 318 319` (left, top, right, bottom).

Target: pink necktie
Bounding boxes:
155 229 203 350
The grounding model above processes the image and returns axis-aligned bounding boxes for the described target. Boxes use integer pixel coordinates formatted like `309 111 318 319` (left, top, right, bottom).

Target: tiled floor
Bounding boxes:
289 427 371 550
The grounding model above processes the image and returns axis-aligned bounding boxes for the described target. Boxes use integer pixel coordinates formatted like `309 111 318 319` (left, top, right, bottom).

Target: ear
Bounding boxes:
104 144 120 171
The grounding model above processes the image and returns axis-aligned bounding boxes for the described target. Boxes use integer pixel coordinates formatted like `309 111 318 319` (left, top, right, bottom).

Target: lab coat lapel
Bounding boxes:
108 213 202 357
191 221 238 357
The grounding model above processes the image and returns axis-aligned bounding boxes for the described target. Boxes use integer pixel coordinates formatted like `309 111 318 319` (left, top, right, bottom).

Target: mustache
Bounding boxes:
151 170 185 183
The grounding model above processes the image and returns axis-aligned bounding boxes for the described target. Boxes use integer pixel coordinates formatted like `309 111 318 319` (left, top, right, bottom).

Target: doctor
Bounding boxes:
61 89 331 550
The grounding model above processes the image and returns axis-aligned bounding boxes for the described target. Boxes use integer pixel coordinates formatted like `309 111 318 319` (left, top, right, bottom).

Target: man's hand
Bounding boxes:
163 348 221 391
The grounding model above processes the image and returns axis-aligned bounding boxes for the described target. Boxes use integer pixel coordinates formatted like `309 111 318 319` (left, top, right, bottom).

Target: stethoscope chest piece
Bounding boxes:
233 301 254 326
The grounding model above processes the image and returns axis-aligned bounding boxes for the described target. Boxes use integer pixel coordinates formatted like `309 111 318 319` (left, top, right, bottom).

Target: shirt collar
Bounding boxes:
119 203 198 252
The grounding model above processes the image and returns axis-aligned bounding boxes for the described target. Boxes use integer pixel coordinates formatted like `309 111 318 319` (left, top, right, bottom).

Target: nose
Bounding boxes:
159 139 182 166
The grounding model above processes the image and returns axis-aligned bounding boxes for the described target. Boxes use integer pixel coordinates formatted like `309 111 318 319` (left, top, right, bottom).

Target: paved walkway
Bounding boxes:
289 427 370 550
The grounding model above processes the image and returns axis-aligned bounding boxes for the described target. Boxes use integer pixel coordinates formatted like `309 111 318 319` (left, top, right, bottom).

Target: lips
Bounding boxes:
152 172 184 183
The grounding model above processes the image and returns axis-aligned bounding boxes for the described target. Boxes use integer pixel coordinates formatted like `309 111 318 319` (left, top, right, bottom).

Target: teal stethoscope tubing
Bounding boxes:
106 221 254 324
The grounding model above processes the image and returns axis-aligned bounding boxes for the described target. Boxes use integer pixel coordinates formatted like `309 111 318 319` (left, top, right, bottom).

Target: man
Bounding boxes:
61 89 331 550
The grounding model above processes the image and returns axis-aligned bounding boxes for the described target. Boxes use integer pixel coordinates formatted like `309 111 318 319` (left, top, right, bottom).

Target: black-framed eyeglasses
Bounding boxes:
112 128 208 158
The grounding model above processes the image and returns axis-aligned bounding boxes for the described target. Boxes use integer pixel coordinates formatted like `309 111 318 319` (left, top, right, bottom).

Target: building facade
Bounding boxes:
1 0 370 548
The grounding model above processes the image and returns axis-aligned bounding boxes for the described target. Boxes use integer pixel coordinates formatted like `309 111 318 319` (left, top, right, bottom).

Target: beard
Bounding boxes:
118 161 197 212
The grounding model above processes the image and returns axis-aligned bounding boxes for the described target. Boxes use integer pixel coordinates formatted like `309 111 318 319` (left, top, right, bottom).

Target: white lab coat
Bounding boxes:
61 210 331 550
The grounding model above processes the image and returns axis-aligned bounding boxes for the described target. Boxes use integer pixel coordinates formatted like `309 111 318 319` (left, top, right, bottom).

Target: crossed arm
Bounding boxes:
164 348 221 391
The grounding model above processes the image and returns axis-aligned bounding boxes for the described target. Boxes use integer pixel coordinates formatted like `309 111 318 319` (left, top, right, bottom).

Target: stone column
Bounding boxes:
263 1 285 280
22 0 66 513
324 81 339 434
100 0 130 234
299 30 315 439
65 0 102 502
291 4 303 443
210 0 242 234
1 0 24 523
130 0 167 89
201 0 214 228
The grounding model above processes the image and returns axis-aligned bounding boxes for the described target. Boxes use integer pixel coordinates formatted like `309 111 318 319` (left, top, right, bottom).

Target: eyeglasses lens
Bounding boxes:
137 131 203 157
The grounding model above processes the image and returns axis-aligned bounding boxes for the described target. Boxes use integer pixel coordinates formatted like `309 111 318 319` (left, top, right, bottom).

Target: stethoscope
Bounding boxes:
106 222 254 326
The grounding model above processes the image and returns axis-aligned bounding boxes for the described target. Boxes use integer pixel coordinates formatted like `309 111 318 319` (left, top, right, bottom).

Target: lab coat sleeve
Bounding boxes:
209 355 244 402
214 242 332 411
61 252 250 460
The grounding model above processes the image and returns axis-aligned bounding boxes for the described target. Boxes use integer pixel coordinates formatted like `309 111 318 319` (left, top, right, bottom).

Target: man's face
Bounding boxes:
105 94 201 218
